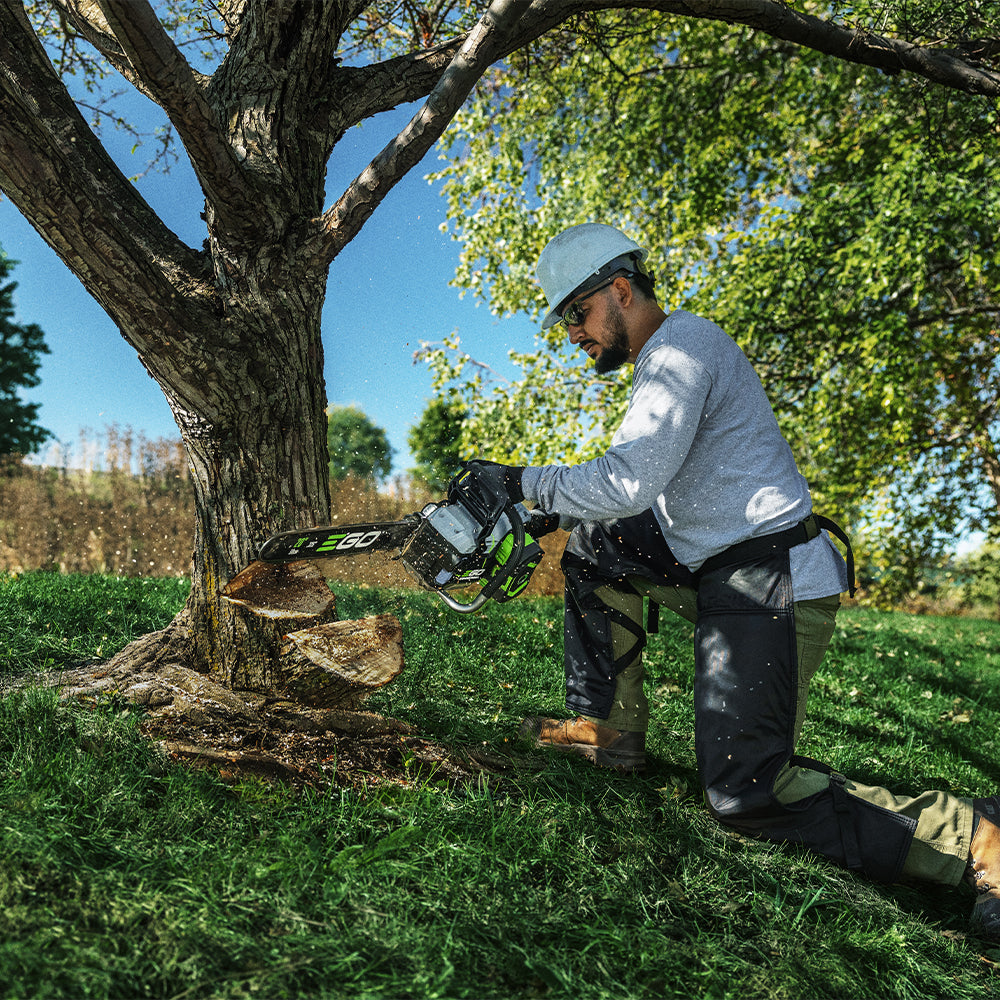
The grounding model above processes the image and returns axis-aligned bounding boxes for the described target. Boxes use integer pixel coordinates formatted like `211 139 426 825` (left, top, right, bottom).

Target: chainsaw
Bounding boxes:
253 464 559 614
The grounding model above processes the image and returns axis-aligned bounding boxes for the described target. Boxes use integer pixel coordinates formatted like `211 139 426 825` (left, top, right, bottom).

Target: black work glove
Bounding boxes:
448 460 525 535
460 460 525 504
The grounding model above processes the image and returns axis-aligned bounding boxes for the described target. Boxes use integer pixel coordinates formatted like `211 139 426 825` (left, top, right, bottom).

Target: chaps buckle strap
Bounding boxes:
697 514 856 597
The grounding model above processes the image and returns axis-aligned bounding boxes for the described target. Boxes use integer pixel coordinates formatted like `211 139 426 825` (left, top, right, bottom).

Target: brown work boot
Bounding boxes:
518 715 646 773
965 796 1000 940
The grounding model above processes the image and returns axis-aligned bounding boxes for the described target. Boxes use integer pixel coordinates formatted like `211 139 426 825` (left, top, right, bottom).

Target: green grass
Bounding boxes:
2 571 1000 999
0 571 189 673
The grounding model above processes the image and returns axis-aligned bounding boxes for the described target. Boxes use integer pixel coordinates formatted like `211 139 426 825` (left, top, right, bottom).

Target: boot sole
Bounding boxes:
548 740 646 773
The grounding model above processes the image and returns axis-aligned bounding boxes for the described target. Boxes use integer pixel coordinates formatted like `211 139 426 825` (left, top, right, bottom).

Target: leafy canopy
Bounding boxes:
407 396 467 493
327 405 393 483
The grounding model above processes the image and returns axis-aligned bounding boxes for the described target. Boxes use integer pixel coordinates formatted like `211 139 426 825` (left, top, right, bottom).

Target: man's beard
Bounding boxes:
594 307 630 374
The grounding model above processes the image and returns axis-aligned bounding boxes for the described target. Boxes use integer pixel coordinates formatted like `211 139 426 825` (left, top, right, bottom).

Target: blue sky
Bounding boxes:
0 98 541 476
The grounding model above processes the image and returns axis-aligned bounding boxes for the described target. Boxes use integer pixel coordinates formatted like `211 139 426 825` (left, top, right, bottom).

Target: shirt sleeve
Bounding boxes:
520 344 712 521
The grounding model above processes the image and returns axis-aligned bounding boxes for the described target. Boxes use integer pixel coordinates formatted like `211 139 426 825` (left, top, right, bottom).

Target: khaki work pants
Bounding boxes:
584 581 973 886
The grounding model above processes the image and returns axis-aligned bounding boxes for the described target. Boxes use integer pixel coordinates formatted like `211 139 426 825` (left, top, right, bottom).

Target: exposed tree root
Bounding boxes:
16 564 521 790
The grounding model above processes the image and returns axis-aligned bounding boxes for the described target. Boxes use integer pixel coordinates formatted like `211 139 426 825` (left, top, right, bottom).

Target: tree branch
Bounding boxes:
310 0 550 268
329 39 465 134
631 0 1000 97
93 0 257 239
337 0 999 129
0 0 211 351
332 1 578 129
49 0 138 87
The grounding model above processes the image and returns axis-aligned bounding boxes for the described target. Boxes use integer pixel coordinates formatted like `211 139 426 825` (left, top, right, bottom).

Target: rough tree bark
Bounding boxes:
0 1 996 751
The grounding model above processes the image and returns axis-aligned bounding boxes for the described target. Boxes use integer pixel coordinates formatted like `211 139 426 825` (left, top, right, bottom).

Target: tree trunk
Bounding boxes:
0 0 411 736
174 287 334 689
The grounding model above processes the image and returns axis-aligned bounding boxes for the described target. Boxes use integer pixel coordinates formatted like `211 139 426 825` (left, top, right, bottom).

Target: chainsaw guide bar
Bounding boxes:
257 516 421 562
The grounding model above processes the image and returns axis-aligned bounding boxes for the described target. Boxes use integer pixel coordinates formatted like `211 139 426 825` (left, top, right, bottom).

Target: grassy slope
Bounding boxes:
1 572 998 999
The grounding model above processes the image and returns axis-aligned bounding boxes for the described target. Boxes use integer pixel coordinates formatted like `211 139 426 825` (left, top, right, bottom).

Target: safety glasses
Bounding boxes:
558 271 632 328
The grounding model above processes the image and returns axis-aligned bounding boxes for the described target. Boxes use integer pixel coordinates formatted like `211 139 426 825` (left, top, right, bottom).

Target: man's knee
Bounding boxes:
701 762 918 884
700 775 779 827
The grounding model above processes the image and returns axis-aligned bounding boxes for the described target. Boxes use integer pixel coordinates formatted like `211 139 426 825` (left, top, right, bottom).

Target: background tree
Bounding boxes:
326 404 393 484
427 8 999 598
407 395 467 492
0 249 49 457
953 529 1000 617
0 1 996 699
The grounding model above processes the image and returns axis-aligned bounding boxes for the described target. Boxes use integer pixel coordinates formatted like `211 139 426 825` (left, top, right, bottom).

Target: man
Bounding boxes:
472 222 1000 939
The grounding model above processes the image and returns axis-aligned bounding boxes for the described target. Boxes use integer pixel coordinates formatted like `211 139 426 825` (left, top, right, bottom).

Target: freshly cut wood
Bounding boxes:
221 559 337 624
218 559 340 691
279 614 404 708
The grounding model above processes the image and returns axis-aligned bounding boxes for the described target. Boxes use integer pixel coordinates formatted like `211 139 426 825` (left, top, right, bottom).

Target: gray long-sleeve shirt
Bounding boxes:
520 309 847 600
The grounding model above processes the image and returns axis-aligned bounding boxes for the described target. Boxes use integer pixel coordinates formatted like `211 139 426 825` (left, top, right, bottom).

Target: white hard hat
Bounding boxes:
535 223 649 329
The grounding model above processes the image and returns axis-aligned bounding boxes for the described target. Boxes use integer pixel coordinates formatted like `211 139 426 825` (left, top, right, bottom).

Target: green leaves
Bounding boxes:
326 404 393 483
407 395 467 491
415 332 630 465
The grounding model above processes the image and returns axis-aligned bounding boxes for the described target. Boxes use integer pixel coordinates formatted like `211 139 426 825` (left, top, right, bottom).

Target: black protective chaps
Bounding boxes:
561 512 917 883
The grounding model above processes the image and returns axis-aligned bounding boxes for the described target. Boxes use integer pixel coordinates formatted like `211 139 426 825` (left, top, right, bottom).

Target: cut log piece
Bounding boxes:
279 614 404 709
219 559 340 690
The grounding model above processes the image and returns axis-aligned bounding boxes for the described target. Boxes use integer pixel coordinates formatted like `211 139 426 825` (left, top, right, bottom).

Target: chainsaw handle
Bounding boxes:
434 501 526 614
436 590 493 614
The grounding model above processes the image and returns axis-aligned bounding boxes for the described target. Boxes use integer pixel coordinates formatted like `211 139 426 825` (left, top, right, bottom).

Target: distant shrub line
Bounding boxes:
1 459 192 577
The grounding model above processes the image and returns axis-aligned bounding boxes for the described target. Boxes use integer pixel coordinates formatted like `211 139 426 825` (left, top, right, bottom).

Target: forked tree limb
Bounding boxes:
94 0 258 239
50 0 134 83
311 0 534 269
0 1 214 342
